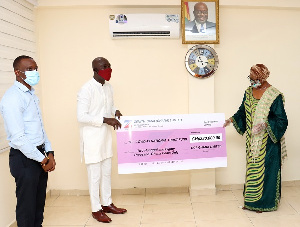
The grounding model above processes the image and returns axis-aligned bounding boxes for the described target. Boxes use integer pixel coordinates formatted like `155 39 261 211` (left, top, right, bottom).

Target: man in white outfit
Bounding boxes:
77 57 127 223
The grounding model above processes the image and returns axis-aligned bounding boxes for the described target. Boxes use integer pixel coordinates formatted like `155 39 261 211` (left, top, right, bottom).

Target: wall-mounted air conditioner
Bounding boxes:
109 14 180 39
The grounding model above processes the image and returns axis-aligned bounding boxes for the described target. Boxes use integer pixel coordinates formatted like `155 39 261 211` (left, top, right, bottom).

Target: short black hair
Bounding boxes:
13 55 33 70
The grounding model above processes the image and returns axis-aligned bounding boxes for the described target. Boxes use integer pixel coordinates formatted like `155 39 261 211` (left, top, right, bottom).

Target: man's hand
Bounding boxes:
115 110 122 120
40 157 48 166
42 153 56 172
103 117 122 130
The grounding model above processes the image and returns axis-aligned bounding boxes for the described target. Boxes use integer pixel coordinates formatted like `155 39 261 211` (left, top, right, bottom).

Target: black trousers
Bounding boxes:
9 147 48 227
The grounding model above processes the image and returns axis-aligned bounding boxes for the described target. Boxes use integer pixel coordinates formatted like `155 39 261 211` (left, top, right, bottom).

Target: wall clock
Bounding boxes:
185 45 219 79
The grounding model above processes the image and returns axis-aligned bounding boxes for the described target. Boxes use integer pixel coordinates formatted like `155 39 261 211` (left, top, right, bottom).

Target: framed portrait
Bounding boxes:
181 0 219 44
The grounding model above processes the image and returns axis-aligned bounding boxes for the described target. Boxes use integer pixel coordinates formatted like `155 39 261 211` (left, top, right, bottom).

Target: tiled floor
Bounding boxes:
43 184 300 227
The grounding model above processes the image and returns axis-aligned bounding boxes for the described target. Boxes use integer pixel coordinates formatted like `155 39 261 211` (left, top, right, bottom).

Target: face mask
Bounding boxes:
20 70 40 86
250 80 261 88
97 68 112 81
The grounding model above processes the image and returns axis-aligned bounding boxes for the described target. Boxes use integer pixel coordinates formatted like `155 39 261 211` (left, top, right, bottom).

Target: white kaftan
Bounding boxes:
77 78 117 164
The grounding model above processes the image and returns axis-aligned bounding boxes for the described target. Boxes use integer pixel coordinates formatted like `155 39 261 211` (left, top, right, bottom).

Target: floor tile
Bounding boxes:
193 200 248 221
282 186 300 198
142 203 194 224
43 206 91 226
145 192 191 204
42 184 300 227
112 194 145 205
294 181 300 187
250 215 300 227
45 195 59 207
232 189 245 204
285 196 300 213
196 218 254 227
191 190 236 203
49 195 90 207
141 222 197 227
87 222 140 227
282 181 296 187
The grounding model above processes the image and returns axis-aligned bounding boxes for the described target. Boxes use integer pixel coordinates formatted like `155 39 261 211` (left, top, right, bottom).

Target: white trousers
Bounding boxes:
86 158 112 212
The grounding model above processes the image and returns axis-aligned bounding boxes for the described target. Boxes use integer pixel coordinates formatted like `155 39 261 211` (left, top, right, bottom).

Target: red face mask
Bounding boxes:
97 68 112 81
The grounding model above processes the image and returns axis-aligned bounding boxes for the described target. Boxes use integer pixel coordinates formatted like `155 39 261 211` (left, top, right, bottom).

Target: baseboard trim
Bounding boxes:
8 221 17 227
189 187 216 196
48 187 190 196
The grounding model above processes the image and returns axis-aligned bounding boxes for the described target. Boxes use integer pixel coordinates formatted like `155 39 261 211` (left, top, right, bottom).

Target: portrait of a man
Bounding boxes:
182 0 219 44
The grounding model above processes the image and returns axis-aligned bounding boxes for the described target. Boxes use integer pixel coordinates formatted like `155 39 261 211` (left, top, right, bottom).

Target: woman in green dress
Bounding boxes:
224 64 288 212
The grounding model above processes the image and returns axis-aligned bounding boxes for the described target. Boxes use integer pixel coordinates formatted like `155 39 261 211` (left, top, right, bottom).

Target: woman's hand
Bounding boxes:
223 118 232 127
252 122 267 135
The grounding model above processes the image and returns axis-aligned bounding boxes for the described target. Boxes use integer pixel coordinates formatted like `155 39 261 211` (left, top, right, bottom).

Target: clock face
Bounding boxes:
185 45 219 79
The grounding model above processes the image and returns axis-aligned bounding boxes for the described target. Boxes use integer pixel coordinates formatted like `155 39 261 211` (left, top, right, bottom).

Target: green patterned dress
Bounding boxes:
232 86 288 212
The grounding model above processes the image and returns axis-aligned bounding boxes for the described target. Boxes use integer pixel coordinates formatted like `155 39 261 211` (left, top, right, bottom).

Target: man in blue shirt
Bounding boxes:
0 55 56 227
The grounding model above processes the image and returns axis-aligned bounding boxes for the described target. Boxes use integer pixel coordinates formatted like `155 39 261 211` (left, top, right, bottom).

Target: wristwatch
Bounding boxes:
46 151 54 157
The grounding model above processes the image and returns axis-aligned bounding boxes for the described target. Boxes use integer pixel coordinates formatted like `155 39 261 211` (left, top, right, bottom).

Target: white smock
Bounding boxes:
77 78 116 164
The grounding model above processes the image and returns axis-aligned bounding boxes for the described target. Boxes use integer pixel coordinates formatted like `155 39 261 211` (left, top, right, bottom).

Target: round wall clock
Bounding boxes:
185 45 219 79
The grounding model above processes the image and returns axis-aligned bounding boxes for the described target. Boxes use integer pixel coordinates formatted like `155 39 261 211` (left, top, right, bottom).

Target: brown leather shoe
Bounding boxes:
92 210 112 223
102 203 127 214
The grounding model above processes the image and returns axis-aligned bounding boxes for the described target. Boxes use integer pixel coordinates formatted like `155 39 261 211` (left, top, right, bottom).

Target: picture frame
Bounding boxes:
181 0 219 44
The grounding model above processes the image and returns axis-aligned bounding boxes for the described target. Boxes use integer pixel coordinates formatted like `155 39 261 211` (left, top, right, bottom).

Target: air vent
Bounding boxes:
113 31 170 37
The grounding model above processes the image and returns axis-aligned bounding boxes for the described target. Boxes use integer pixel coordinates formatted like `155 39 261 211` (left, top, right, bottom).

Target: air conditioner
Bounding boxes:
109 14 180 39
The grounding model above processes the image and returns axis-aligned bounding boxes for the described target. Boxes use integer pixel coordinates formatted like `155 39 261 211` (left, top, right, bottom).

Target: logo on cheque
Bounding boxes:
124 120 132 129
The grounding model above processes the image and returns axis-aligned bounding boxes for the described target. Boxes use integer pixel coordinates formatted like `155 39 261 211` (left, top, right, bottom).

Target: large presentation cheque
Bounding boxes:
116 113 226 174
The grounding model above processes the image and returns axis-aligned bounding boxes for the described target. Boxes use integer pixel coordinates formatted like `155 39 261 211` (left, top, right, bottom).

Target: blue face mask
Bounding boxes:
20 70 40 86
249 78 261 88
251 80 261 88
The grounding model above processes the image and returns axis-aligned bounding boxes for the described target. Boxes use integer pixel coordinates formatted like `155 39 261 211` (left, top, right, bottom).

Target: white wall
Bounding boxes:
35 3 300 191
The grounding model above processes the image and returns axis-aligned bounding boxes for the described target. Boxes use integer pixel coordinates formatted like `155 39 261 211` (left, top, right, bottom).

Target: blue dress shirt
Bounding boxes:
0 81 52 162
